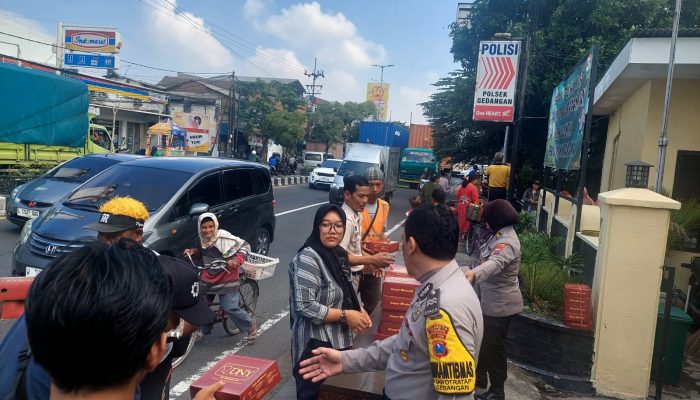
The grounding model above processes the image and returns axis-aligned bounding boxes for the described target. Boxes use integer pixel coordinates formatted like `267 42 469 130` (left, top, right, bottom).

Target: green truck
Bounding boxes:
398 147 438 188
0 62 111 165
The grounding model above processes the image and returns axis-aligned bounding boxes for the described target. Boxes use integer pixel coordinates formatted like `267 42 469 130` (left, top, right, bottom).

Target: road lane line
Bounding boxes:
386 219 406 236
275 201 326 217
169 309 290 399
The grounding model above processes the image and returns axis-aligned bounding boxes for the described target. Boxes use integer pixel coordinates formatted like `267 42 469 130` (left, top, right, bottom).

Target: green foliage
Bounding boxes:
1 162 57 177
516 211 534 234
668 196 700 252
519 232 583 318
310 101 376 150
423 0 700 173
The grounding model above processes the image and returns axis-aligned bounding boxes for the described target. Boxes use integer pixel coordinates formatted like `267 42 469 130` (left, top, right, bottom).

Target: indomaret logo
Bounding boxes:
71 32 109 48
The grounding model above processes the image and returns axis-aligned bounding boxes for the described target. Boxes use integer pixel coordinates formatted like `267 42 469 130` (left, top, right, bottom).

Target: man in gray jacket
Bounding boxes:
299 205 484 400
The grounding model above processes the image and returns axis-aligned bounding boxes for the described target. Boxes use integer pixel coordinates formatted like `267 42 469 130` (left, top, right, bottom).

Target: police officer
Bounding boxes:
299 205 484 400
465 199 523 400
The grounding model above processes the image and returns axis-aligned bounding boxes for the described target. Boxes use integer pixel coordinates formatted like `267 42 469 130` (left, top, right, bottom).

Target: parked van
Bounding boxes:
13 157 276 276
329 143 400 204
303 151 325 168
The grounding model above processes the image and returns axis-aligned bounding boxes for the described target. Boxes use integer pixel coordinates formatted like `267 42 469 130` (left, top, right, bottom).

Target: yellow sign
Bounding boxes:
173 112 213 153
426 309 476 394
366 83 390 120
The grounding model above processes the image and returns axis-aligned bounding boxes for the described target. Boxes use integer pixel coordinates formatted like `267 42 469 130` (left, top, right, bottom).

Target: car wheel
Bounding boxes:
254 228 271 255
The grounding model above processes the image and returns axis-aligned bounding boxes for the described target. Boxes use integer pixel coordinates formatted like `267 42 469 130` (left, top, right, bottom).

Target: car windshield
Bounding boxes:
66 165 192 212
306 153 322 161
321 159 341 169
402 151 434 163
45 157 122 183
336 160 377 177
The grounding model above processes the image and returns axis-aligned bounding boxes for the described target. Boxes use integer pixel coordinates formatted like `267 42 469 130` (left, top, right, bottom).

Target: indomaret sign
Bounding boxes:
472 41 521 122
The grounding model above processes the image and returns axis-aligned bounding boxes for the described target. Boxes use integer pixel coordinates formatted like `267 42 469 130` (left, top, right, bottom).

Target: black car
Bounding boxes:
13 157 276 277
6 154 142 226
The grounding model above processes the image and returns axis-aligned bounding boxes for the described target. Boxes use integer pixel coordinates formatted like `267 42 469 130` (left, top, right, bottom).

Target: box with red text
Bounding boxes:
382 275 420 299
381 294 412 312
190 355 281 400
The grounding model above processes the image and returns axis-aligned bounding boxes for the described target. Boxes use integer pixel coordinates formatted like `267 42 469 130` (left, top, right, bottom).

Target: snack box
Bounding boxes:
378 321 403 336
362 240 400 254
385 264 409 277
381 294 412 312
382 275 420 299
190 355 281 400
381 309 407 325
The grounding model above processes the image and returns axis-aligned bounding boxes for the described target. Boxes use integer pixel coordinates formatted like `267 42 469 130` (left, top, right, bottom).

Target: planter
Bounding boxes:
507 311 594 394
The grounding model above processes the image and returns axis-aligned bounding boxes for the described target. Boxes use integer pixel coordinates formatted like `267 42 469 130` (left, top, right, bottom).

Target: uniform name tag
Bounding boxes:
417 283 433 301
424 289 440 318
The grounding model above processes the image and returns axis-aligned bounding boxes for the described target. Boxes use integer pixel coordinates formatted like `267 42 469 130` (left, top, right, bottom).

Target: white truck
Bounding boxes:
329 142 400 204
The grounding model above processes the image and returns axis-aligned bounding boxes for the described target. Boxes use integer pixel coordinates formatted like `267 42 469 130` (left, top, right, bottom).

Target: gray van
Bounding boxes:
329 143 400 204
13 157 275 276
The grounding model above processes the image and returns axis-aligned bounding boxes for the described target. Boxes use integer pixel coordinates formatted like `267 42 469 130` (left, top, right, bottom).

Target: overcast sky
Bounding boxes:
0 0 462 124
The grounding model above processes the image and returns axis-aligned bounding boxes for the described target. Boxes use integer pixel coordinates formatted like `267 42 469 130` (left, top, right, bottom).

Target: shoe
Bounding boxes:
247 319 258 344
475 391 505 400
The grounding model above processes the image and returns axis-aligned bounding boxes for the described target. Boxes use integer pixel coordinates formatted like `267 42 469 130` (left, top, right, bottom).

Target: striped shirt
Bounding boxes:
288 247 353 364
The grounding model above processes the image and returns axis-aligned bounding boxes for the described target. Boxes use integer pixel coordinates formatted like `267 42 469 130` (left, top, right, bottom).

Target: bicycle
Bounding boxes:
464 200 486 256
171 252 278 368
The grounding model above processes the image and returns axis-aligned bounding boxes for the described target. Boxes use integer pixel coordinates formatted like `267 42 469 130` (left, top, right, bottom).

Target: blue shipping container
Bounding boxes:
359 121 409 149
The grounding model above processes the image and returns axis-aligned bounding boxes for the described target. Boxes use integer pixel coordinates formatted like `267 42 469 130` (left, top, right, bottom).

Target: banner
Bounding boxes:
366 83 390 121
472 41 521 122
544 48 594 170
173 112 213 153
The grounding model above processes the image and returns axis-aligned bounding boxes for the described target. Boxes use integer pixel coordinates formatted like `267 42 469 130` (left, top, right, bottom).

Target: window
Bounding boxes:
305 153 322 161
223 169 253 202
46 156 121 184
252 169 271 195
673 151 700 252
171 173 222 220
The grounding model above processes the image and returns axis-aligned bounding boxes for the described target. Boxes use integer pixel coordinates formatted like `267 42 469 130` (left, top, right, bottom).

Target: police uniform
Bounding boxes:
471 225 523 396
342 261 483 400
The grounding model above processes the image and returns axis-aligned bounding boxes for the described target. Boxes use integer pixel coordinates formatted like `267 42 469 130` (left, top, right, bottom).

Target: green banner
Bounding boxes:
544 48 594 170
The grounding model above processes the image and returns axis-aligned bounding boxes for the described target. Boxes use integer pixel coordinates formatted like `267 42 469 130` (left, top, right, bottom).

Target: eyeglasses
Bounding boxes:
320 222 345 232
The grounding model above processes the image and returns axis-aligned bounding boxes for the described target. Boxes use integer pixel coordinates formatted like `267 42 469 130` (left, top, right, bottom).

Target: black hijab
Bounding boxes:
483 199 519 233
301 204 361 311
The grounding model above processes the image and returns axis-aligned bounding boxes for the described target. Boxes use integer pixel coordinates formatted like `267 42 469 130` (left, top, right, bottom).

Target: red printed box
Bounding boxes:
378 321 402 336
363 241 400 254
381 295 412 312
383 275 420 299
386 264 409 277
381 309 406 325
190 355 281 400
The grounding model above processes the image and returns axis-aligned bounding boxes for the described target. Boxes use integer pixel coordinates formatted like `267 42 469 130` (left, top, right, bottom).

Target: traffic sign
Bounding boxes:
63 53 117 69
472 41 521 123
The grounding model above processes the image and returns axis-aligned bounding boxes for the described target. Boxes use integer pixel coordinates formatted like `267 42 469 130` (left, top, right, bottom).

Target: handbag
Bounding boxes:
466 200 484 222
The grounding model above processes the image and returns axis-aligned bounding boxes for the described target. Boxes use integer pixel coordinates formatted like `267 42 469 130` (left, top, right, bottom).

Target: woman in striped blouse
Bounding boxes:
289 204 371 399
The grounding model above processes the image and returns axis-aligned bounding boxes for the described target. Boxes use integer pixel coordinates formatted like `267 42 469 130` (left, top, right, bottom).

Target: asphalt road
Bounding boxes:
0 180 435 398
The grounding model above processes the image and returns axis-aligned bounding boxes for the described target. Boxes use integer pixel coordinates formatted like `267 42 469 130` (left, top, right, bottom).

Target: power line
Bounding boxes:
304 57 324 106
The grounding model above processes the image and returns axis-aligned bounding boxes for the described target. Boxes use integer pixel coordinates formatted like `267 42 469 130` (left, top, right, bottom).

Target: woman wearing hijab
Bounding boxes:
183 212 258 343
465 199 523 400
289 204 371 399
455 171 482 241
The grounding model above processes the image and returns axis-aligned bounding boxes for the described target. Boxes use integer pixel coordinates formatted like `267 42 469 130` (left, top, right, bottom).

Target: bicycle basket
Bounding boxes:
241 252 279 280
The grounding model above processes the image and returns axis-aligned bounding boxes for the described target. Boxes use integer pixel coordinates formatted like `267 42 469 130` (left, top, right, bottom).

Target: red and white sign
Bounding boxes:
473 41 521 122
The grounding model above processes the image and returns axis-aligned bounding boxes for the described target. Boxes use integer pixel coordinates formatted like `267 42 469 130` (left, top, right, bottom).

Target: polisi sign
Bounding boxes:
472 40 521 123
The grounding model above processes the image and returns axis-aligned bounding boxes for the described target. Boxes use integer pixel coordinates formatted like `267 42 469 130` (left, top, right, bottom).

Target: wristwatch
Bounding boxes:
340 309 347 325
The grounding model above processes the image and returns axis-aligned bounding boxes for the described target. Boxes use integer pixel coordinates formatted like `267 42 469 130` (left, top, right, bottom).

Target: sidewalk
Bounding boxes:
271 175 308 187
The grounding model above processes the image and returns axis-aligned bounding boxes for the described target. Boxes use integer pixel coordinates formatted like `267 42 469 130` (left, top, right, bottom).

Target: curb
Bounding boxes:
272 176 308 187
0 196 5 216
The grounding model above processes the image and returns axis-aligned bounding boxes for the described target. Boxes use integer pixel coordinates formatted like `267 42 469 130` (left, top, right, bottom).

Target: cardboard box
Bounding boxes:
382 275 420 299
373 332 394 341
362 241 400 254
381 309 406 325
385 264 409 277
381 295 412 312
378 321 402 336
190 355 281 400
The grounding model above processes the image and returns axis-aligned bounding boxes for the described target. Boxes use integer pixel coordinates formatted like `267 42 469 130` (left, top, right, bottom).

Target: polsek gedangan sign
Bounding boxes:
472 41 521 122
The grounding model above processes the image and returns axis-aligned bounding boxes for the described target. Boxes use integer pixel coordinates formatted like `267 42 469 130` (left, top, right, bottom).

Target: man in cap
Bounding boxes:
484 152 510 201
359 167 392 314
86 196 216 399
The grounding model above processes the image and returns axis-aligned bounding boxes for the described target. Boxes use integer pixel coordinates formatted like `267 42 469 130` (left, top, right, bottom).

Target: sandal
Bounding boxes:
247 319 258 344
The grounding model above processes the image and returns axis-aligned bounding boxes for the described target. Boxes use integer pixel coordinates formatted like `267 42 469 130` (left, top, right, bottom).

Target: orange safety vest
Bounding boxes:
361 199 390 242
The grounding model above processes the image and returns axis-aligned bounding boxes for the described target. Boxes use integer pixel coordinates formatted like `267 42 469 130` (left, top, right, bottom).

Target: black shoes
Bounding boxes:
475 391 505 400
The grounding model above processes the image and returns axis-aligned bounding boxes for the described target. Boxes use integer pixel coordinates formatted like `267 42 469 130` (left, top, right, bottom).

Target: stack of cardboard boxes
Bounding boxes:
374 264 420 340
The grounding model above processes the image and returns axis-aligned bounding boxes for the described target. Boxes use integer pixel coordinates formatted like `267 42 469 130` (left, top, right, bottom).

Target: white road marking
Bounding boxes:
275 201 327 217
386 219 406 236
169 309 290 399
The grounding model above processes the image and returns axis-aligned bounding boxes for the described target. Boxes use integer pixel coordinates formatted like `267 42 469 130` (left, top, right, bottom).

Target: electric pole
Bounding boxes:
228 70 235 158
305 58 324 112
371 64 394 120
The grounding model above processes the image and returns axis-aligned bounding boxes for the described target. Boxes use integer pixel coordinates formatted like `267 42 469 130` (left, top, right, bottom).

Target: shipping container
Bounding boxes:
409 124 434 149
359 121 409 149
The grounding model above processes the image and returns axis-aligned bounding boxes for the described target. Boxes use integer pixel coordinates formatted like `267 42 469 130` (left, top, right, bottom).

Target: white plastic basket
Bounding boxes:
241 252 279 280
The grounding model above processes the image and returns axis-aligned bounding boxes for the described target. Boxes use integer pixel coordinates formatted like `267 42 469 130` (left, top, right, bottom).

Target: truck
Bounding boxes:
398 147 438 188
329 143 400 204
0 62 111 165
358 121 409 149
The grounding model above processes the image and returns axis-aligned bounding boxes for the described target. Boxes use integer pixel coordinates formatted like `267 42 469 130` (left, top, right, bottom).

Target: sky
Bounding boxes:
0 0 463 124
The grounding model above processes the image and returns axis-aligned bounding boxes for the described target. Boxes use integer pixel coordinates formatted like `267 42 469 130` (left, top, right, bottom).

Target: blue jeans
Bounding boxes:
205 291 253 333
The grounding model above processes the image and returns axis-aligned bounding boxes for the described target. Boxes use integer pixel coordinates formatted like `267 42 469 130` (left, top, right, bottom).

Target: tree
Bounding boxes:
309 101 376 152
262 110 306 152
423 0 700 192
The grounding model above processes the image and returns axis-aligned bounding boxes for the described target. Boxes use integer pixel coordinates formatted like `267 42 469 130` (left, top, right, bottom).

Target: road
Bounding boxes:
0 180 439 398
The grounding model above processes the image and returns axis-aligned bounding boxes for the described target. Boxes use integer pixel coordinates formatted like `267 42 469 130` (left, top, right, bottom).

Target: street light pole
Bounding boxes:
372 64 394 120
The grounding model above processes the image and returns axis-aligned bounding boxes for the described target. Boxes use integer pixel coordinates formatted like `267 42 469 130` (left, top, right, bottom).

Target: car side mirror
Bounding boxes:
334 167 338 172
189 203 209 215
